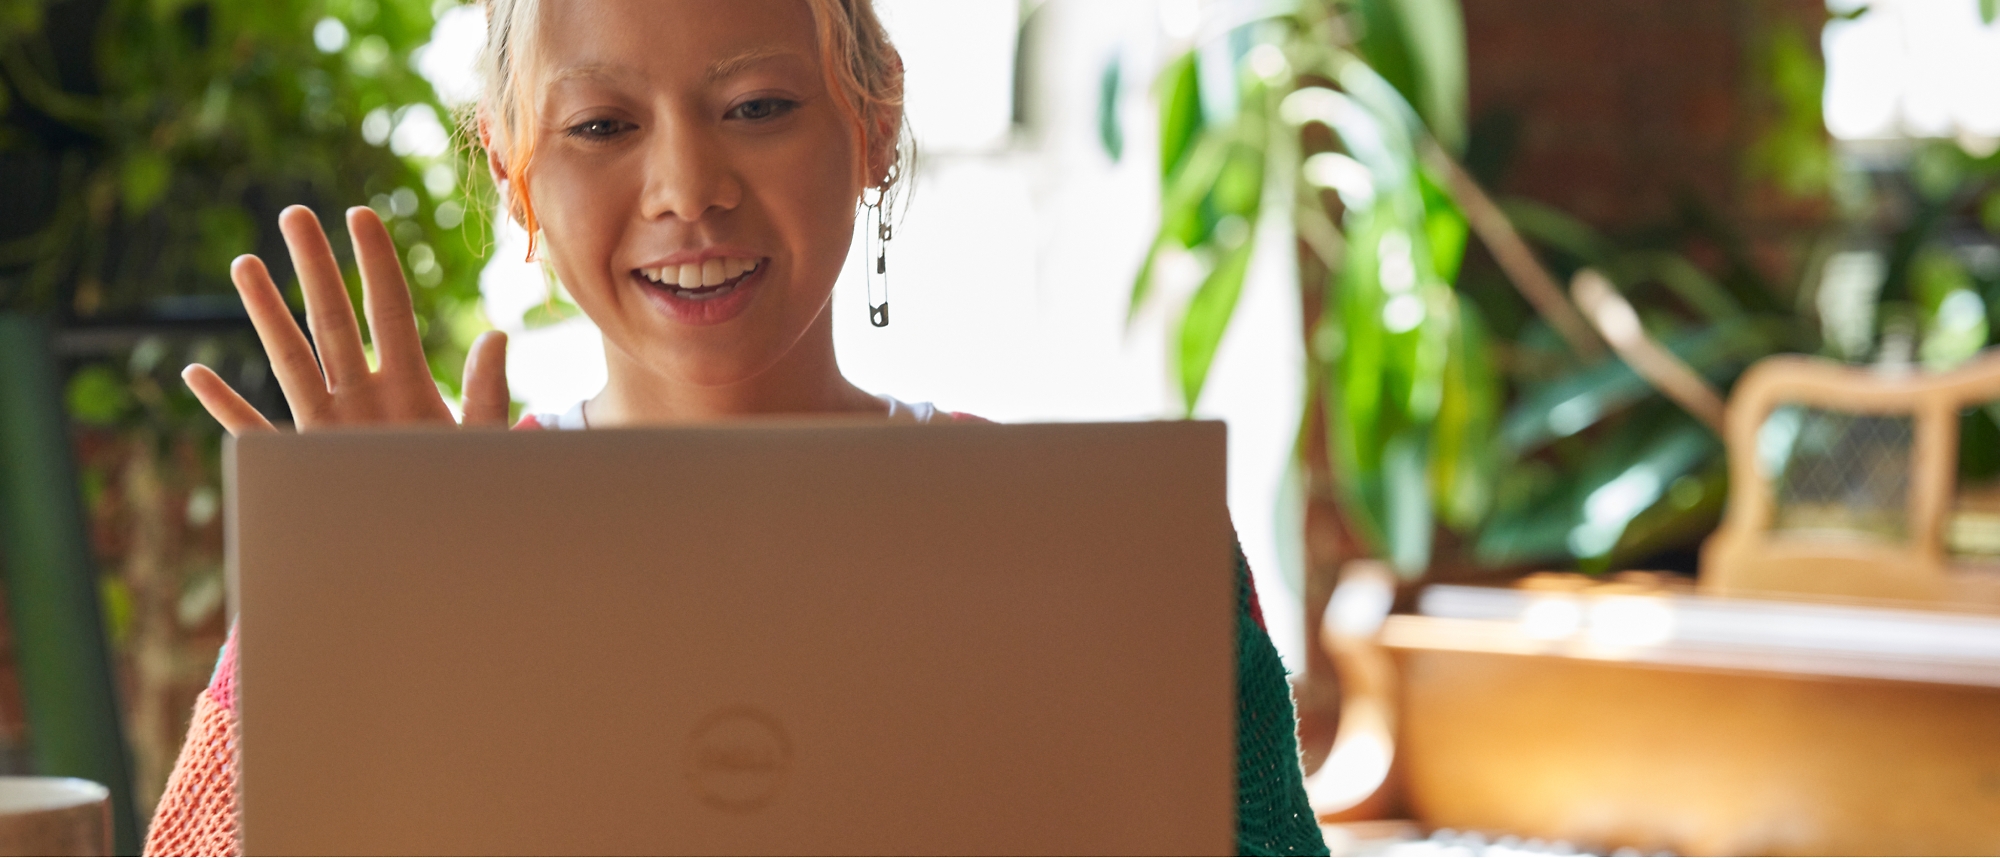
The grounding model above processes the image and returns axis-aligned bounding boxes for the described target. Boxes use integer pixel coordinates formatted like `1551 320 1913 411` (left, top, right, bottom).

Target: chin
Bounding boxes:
654 340 792 390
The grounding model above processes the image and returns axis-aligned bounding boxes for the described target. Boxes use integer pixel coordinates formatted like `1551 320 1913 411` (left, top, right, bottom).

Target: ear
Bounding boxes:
865 107 901 190
864 52 907 191
477 112 523 225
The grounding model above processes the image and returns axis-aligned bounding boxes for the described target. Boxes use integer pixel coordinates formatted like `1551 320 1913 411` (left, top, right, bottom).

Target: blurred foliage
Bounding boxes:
1471 10 2000 572
1747 21 1833 200
62 333 249 814
0 0 491 814
1128 0 1485 576
0 0 491 396
1127 0 2000 578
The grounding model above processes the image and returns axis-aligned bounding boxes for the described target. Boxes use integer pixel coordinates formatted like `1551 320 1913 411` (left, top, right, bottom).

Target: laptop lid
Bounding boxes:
228 421 1234 855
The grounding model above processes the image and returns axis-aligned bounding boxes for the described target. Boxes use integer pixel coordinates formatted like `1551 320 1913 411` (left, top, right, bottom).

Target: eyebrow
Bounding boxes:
704 47 800 82
547 64 630 85
544 48 802 88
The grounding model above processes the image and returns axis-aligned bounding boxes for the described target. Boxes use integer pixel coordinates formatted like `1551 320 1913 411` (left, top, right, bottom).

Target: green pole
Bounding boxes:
0 315 140 855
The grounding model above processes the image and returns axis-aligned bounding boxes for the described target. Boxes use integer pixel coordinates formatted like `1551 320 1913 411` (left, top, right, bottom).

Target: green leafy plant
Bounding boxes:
1 0 491 387
0 0 494 820
1127 0 2000 580
1128 1 1495 576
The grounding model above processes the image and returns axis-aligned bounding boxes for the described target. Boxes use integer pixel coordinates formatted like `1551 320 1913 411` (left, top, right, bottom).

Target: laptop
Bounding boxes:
227 420 1235 854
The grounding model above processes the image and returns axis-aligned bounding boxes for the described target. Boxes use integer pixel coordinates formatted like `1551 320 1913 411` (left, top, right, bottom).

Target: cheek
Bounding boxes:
525 156 638 293
754 121 865 295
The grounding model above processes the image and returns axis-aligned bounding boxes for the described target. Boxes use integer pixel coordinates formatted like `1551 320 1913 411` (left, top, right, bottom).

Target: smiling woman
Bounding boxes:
473 0 906 417
146 1 1327 854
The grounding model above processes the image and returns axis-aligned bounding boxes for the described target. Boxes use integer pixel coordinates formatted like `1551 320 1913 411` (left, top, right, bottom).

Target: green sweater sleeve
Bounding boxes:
1232 542 1329 856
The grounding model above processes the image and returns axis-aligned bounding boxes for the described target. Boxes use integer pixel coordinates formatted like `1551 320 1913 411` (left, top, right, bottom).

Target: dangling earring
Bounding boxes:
861 188 891 328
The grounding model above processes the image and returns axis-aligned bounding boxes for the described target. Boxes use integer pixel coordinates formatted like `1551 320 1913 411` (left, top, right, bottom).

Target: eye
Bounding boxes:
728 98 798 122
564 118 634 141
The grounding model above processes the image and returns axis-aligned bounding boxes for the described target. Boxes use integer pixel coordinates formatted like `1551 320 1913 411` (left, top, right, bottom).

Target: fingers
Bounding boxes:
461 331 512 427
231 254 331 420
182 364 277 436
278 205 371 390
348 207 428 377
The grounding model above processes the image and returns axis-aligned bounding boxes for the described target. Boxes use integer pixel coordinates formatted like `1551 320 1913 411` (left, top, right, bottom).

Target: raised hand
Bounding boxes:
182 205 511 435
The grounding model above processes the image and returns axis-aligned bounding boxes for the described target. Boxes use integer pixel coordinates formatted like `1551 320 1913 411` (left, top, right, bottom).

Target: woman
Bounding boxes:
143 0 1326 853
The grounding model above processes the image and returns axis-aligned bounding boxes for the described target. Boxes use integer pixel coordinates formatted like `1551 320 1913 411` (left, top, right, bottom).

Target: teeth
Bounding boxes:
647 258 760 290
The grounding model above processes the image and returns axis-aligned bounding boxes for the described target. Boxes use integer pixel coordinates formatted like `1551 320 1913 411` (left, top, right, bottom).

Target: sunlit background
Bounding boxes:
1823 0 2000 143
6 0 2000 852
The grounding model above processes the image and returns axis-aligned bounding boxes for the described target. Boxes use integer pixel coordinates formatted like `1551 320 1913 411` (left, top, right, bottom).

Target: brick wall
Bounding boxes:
1461 0 1828 235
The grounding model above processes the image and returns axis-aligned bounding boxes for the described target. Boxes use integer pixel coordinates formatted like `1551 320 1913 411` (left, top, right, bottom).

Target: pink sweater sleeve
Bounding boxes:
144 627 241 856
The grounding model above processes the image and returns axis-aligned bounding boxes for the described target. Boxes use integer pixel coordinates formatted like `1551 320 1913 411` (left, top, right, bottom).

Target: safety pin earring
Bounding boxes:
864 192 891 328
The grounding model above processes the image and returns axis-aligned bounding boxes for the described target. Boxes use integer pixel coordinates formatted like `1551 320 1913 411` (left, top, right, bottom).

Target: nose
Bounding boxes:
638 115 742 223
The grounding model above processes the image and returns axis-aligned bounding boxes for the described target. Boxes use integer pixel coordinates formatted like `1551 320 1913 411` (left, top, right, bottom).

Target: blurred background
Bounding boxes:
2 0 1999 853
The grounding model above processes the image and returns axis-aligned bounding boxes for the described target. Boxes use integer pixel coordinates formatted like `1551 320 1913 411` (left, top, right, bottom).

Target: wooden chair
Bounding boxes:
1701 348 2000 609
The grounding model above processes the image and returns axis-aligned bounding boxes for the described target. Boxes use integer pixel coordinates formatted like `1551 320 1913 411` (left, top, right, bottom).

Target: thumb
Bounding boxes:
461 330 512 427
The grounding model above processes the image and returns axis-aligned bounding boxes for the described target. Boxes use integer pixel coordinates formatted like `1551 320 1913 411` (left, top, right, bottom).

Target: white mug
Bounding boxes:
0 777 110 856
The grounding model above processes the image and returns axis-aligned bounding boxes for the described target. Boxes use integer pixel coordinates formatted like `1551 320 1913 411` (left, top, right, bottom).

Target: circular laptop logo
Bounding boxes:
685 708 791 812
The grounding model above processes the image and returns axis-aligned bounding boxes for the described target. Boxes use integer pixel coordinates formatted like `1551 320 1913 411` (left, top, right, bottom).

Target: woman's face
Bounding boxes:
521 0 867 387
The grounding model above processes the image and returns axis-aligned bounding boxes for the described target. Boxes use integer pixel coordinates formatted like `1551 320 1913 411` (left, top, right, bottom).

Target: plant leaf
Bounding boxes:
1350 0 1467 153
1159 51 1204 180
1499 319 1765 453
1168 133 1236 254
1129 130 1231 320
1331 212 1390 480
1430 298 1498 531
1611 461 1726 569
1352 0 1417 133
1098 54 1123 161
1477 405 1717 567
522 297 581 329
1565 418 1716 568
1126 236 1166 325
1281 82 1410 183
1611 251 1742 322
1382 427 1434 576
120 151 171 216
1419 168 1468 284
1498 197 1614 264
66 364 133 426
1334 57 1425 161
1213 143 1266 216
1176 228 1257 412
1391 0 1469 153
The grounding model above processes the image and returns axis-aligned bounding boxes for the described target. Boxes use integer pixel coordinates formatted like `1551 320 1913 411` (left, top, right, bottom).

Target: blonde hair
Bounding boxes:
473 0 908 260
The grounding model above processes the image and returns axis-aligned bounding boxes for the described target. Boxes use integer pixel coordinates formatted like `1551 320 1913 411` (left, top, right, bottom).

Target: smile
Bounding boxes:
637 257 762 302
